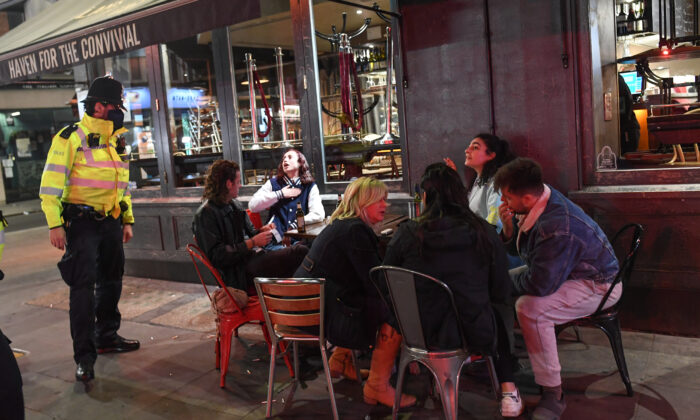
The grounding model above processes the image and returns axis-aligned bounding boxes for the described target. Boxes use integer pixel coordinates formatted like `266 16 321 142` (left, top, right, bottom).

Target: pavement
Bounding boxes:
2 217 700 419
1 198 42 217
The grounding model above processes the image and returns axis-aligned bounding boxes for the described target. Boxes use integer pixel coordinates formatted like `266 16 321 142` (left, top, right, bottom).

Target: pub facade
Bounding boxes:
1 0 698 336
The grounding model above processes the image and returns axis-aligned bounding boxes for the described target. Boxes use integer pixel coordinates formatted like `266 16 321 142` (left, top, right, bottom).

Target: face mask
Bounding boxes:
107 108 124 132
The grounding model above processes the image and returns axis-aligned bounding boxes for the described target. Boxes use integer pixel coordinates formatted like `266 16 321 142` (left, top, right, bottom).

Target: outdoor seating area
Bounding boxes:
4 273 700 419
0 220 696 419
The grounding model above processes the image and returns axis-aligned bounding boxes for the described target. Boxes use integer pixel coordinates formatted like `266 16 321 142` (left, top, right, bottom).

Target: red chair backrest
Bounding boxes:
186 243 245 313
246 209 263 230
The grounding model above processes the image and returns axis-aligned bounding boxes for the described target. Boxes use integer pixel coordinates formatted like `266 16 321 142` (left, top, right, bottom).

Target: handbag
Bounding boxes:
211 287 249 314
325 297 372 349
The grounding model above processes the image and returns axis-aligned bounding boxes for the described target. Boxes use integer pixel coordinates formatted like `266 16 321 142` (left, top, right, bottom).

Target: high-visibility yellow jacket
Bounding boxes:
39 114 134 229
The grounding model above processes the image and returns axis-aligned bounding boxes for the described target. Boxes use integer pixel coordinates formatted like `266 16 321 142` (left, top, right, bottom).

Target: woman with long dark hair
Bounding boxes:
249 149 324 247
445 133 515 230
383 162 523 417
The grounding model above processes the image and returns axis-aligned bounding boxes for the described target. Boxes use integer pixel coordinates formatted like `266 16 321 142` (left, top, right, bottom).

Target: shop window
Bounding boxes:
312 0 402 182
85 48 156 189
228 3 303 186
598 1 700 174
160 34 219 188
0 66 77 202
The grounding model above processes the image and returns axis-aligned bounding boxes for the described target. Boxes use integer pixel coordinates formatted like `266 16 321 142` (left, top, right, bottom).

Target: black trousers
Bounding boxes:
244 243 308 288
57 216 124 365
0 328 24 420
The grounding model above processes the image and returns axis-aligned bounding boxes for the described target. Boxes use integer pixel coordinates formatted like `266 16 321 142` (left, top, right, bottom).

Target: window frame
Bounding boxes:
581 0 700 188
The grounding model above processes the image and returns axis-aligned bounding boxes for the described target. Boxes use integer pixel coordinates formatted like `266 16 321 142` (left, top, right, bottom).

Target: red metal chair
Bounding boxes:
186 243 293 387
246 209 263 230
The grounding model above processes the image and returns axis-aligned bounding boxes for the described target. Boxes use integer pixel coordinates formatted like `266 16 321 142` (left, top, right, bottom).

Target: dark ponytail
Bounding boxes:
473 133 516 186
417 162 492 263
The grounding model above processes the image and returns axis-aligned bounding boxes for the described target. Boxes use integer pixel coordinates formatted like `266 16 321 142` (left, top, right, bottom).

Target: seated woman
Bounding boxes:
445 133 515 231
383 162 523 418
248 149 324 248
294 177 416 408
193 160 307 292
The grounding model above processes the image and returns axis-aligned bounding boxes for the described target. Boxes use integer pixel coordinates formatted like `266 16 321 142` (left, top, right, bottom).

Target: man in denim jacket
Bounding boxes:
495 158 620 420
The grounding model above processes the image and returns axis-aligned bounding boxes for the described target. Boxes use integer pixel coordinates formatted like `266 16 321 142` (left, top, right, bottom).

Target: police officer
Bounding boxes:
39 76 139 383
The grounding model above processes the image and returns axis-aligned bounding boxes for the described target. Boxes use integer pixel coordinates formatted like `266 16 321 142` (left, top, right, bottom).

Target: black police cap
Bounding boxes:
82 76 126 110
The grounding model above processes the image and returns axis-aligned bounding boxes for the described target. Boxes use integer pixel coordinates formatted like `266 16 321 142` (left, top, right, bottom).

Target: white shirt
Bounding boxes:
248 178 325 225
468 178 503 232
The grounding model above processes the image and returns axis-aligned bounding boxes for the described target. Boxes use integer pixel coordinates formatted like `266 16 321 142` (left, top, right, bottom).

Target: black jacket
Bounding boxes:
383 217 511 352
294 217 383 342
192 199 259 290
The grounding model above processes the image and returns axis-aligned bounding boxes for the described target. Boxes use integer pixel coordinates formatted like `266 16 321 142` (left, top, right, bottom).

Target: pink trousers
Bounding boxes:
515 279 622 387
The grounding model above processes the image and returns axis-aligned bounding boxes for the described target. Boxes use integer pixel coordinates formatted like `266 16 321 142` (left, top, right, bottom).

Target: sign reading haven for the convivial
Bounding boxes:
5 23 141 80
0 0 261 84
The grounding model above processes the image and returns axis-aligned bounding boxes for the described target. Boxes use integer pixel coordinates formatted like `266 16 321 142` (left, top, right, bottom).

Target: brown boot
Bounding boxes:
329 347 369 380
363 324 417 408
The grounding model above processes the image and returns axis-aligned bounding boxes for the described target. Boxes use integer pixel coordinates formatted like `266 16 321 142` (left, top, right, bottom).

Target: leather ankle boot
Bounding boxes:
329 347 369 380
363 324 416 408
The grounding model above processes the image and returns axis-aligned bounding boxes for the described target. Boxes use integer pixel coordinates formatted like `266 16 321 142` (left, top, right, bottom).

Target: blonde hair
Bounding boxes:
331 177 387 223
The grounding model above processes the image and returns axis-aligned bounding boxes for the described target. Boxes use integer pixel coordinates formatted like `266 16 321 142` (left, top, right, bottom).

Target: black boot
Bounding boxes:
97 335 140 354
75 361 95 382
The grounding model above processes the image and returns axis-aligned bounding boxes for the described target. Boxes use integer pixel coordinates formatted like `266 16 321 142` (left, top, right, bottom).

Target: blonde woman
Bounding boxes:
294 177 416 408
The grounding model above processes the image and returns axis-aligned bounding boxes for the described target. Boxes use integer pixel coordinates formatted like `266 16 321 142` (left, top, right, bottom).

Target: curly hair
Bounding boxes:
276 149 314 184
471 133 516 187
202 159 240 205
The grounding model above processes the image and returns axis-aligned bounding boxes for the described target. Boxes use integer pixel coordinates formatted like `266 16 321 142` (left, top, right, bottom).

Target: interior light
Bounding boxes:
356 9 363 14
10 111 20 116
241 78 269 85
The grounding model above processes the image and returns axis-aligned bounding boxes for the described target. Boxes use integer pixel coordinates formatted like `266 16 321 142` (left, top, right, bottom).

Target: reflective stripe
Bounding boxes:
68 177 128 189
76 127 88 147
76 127 96 164
44 163 69 175
40 186 63 196
74 160 129 170
0 230 5 245
77 145 108 151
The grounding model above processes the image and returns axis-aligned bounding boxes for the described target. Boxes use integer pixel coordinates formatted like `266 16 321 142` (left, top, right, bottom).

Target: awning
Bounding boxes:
0 0 260 84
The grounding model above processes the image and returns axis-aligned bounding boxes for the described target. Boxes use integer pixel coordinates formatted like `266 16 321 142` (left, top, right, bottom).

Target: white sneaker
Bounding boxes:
500 390 524 417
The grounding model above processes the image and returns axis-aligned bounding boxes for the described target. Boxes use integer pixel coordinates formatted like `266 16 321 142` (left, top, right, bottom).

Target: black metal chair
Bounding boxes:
556 223 644 397
370 265 499 420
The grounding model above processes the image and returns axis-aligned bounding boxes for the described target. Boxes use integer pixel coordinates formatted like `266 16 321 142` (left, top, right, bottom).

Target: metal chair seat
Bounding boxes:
186 243 293 388
255 277 339 419
371 265 499 420
556 223 643 397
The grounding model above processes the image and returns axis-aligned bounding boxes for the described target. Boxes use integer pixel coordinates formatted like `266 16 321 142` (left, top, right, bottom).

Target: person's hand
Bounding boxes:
281 185 302 199
260 223 276 232
498 202 515 240
122 224 134 243
251 230 274 247
443 157 457 171
50 227 66 250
